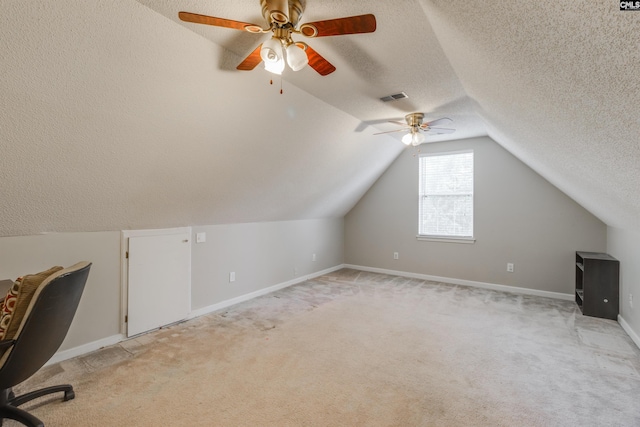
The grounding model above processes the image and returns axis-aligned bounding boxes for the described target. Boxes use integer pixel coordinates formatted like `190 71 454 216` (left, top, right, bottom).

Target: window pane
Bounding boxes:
419 151 473 237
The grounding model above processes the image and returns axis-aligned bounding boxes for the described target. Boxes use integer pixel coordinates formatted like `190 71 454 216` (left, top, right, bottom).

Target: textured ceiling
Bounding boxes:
0 0 638 236
421 0 640 231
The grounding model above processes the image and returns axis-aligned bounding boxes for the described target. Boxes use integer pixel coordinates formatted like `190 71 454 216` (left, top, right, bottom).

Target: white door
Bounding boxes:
127 229 191 337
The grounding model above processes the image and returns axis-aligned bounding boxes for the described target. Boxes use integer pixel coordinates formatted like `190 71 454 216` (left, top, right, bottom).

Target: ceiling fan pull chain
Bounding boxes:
267 77 283 94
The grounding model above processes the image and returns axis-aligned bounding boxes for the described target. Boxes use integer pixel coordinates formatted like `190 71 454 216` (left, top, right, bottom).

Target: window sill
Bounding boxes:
416 235 476 244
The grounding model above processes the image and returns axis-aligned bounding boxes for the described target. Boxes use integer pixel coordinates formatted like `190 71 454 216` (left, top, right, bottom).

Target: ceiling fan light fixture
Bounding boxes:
402 130 425 146
264 56 285 74
412 132 426 146
285 43 308 71
260 37 283 64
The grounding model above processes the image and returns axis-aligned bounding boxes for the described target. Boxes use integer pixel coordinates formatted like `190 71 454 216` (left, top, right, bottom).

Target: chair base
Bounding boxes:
0 385 74 427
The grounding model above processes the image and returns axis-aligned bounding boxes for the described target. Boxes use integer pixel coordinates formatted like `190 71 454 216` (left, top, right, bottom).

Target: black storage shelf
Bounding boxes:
575 251 619 320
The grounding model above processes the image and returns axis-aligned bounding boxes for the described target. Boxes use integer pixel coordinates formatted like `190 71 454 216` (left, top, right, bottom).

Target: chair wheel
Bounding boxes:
63 390 75 401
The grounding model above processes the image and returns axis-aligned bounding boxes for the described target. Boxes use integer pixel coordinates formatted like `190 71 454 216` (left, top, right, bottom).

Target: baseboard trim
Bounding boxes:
47 334 125 366
344 264 574 301
188 264 346 319
618 315 640 350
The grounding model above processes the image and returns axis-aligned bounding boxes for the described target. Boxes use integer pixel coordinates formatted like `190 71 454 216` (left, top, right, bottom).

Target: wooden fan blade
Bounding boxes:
422 117 452 128
237 44 263 71
179 11 262 32
304 45 336 76
424 127 455 134
373 128 409 135
300 14 376 37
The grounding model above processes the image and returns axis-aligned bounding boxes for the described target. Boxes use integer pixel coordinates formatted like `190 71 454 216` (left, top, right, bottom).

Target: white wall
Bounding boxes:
0 218 344 357
607 227 640 345
345 136 606 294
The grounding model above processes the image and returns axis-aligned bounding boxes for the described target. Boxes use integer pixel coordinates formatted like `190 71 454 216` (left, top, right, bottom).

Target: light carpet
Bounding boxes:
7 269 640 426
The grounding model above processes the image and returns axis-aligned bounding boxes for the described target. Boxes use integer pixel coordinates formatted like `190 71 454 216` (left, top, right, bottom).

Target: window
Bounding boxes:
418 150 474 240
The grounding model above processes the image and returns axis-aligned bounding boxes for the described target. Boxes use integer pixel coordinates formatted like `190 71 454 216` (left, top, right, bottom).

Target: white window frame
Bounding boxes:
417 150 475 244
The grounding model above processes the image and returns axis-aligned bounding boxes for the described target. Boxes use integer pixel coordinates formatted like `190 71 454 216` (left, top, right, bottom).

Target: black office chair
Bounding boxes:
0 262 91 427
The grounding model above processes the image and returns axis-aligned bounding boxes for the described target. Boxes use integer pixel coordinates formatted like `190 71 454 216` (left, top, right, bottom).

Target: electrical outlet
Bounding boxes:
393 252 399 260
229 272 235 282
312 253 316 262
507 263 514 273
195 232 206 243
630 293 634 308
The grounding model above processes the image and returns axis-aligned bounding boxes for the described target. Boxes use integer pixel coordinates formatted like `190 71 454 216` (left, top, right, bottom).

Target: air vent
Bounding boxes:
380 92 408 102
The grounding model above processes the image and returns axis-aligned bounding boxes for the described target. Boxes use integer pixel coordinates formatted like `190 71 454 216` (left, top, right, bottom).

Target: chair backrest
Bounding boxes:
0 262 91 389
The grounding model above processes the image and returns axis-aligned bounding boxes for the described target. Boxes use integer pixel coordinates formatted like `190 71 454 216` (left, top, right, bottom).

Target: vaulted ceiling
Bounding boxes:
0 1 638 237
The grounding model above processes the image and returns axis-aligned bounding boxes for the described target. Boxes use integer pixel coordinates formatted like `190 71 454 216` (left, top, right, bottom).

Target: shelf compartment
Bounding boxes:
575 251 619 320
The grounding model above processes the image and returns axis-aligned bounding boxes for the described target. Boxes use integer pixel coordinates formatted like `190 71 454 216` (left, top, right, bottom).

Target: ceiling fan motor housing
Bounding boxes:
261 0 306 26
406 112 424 128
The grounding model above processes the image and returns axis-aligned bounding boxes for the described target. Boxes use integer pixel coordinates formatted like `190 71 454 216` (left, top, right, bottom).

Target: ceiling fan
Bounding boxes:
374 113 455 146
179 0 376 76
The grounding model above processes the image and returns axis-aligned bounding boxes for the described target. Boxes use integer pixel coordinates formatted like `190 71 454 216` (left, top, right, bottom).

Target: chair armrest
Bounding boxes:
0 340 15 351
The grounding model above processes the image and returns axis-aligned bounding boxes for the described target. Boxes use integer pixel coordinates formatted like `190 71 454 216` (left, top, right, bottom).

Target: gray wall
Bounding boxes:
0 1 397 238
0 232 121 351
0 218 343 354
607 227 640 343
191 218 344 310
345 136 606 294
